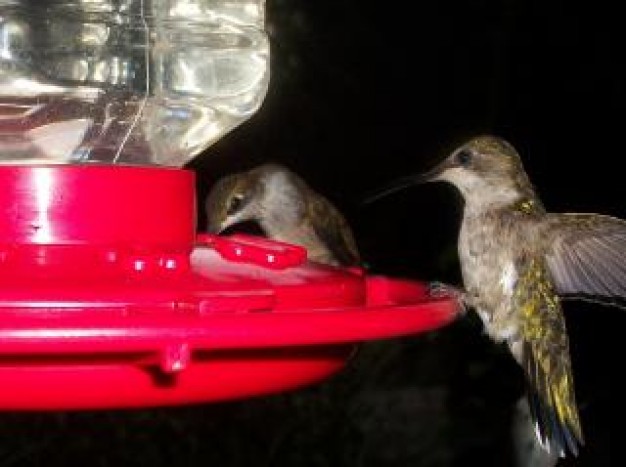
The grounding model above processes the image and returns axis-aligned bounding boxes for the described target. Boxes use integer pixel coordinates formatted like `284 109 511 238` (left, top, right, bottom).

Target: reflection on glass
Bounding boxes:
0 0 269 166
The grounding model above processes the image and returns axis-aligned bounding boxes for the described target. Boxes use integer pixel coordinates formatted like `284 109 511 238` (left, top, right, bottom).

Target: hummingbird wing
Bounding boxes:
513 256 584 457
306 192 361 267
542 213 626 301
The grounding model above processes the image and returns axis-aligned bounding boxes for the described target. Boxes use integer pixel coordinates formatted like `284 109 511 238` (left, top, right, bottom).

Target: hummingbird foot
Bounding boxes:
427 281 469 313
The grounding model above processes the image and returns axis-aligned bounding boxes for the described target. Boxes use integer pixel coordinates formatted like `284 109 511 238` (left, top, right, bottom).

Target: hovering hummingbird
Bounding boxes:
205 163 361 267
367 135 626 457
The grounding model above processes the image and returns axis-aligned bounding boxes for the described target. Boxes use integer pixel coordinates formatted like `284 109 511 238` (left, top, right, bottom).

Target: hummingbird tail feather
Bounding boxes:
511 397 560 467
523 342 583 457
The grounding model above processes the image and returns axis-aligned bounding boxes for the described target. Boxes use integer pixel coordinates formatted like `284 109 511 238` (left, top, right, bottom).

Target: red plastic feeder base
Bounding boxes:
0 165 459 410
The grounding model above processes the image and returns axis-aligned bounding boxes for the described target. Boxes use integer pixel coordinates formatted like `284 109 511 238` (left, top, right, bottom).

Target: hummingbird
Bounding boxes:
205 162 361 267
367 135 626 457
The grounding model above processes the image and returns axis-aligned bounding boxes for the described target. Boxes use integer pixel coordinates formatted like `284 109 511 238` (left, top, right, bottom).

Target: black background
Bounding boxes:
2 1 624 466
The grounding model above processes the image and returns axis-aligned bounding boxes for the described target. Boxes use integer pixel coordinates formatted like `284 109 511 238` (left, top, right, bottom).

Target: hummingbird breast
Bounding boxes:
459 209 524 342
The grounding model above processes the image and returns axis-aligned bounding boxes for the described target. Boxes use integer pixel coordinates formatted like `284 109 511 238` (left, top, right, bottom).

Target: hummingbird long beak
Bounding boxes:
362 159 448 204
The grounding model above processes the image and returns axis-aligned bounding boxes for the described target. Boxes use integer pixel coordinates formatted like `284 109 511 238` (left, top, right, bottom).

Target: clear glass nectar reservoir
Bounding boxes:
0 0 269 166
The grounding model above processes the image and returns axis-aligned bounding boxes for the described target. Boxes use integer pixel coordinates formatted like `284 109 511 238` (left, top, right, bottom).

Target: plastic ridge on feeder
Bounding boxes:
0 165 459 410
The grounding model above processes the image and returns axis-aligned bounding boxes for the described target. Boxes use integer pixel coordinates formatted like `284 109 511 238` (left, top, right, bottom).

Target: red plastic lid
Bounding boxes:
0 166 459 410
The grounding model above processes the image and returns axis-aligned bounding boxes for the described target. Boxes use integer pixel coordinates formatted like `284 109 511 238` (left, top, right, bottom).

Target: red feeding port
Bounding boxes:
0 165 459 410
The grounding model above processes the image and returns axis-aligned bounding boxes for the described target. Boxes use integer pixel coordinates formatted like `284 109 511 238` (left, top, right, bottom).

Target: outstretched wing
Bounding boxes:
542 213 626 300
306 192 361 267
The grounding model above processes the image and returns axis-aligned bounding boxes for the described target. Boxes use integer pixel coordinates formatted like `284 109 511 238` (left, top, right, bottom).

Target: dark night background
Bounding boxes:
2 0 625 465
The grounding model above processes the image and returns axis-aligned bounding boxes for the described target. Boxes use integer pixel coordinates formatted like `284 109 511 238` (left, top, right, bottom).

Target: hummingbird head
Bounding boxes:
364 135 535 208
417 135 536 208
205 163 306 235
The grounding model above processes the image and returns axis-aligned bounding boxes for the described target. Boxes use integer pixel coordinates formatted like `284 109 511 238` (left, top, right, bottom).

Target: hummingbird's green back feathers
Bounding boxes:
514 257 583 456
306 191 361 267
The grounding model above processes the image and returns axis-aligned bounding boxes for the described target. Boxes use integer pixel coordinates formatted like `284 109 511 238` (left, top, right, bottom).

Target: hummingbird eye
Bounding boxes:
456 149 473 167
226 194 246 215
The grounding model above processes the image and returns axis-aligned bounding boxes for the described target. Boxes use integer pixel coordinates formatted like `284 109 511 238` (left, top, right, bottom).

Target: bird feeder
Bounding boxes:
0 1 458 410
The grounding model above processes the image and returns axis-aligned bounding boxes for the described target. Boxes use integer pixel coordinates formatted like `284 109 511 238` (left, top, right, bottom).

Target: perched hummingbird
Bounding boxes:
367 135 626 457
205 163 361 267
